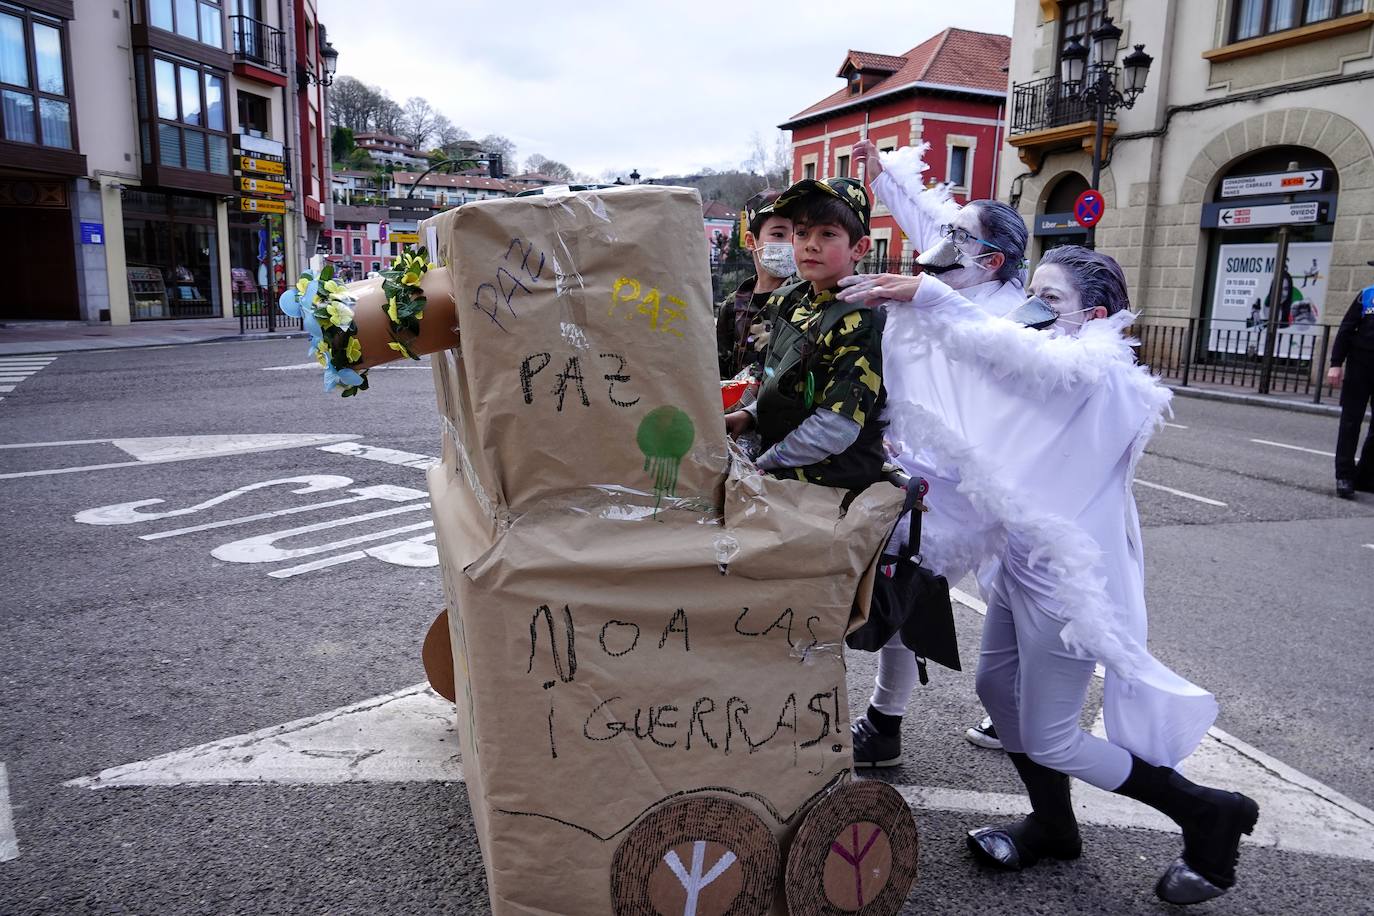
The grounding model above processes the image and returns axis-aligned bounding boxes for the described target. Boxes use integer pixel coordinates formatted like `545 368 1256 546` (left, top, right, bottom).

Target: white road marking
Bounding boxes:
66 682 1374 861
210 504 432 563
0 763 17 862
66 685 461 787
0 387 13 393
140 484 426 540
1163 422 1188 429
261 362 323 371
1133 479 1228 507
268 530 438 578
1251 438 1336 458
0 438 119 449
76 475 355 526
317 441 440 470
1365 544 1374 551
0 433 361 481
949 586 986 615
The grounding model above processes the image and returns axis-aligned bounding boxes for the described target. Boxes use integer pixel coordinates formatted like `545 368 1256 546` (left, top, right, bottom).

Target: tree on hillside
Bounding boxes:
330 76 379 132
331 125 354 164
524 153 575 180
400 96 438 148
373 96 404 135
431 116 473 158
478 133 517 164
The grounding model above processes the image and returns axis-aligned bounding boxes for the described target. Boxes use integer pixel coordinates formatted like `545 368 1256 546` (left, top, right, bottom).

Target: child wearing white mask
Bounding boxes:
716 189 795 378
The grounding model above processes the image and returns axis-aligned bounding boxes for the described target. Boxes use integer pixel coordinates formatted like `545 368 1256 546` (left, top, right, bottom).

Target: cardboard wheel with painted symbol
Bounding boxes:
422 608 456 703
784 780 918 915
611 795 778 916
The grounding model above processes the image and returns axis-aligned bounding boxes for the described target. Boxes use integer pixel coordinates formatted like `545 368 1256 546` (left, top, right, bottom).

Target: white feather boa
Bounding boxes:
877 143 960 226
882 291 1173 680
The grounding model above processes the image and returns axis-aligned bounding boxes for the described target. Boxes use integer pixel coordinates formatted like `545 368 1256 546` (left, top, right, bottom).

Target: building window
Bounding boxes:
803 161 816 180
836 154 851 178
333 235 342 255
1059 0 1105 56
1232 0 1365 41
948 146 969 188
0 7 75 150
352 236 361 255
237 90 268 136
148 0 224 50
136 52 229 173
873 237 889 267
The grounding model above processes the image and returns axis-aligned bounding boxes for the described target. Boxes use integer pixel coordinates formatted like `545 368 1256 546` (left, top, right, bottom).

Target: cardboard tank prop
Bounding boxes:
280 185 919 915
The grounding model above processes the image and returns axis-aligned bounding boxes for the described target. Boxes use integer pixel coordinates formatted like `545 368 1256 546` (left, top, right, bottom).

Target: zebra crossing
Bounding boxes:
0 354 57 400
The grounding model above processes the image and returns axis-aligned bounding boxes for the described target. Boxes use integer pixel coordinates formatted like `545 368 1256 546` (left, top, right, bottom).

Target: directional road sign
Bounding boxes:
1220 169 1327 199
1073 189 1105 228
1217 201 1323 228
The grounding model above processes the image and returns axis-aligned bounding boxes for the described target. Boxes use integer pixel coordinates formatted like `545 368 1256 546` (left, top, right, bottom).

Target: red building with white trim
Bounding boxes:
779 28 1011 268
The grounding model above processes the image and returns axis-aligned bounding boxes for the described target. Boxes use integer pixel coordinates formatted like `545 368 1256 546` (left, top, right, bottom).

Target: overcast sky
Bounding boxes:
323 1 1016 178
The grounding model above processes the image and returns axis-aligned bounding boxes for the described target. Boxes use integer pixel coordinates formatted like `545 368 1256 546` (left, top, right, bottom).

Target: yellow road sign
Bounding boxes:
238 155 285 176
390 231 420 244
239 197 287 215
240 176 287 196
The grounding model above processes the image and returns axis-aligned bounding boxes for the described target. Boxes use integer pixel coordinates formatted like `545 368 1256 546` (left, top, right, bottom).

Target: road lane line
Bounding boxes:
317 441 440 470
1251 438 1336 458
140 488 425 540
0 434 362 480
261 362 323 371
1133 479 1228 507
950 586 986 615
0 438 122 449
1163 422 1188 429
0 763 17 862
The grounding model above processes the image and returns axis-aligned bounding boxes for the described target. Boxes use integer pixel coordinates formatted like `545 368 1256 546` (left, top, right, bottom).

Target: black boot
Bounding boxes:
1114 755 1260 905
966 752 1082 870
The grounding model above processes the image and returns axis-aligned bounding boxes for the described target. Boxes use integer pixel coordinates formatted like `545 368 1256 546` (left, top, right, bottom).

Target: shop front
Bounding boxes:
1197 146 1338 364
1032 171 1090 257
121 188 223 320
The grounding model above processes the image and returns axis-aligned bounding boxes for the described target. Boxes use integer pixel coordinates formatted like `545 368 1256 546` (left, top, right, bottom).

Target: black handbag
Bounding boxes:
847 477 961 684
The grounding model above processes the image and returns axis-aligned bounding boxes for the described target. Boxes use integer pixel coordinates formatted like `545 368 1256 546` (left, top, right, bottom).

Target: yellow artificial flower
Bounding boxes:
326 301 354 328
387 296 399 323
402 271 422 287
315 340 329 366
388 340 413 359
296 276 309 296
322 279 347 296
345 336 363 362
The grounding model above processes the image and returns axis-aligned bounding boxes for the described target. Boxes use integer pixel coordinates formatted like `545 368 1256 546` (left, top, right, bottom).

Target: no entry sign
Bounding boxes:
1074 189 1105 228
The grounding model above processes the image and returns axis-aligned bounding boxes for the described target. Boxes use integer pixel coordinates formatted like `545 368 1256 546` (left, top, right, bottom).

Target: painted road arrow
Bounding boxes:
0 433 362 480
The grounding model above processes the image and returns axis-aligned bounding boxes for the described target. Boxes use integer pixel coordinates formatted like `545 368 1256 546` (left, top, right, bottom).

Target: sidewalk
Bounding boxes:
1165 380 1341 417
0 318 304 356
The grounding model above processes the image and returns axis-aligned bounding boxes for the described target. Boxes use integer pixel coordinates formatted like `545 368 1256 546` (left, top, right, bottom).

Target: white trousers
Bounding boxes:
974 570 1132 791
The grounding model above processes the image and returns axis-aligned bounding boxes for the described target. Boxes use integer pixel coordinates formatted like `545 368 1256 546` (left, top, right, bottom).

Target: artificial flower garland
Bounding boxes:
279 262 368 396
378 247 434 361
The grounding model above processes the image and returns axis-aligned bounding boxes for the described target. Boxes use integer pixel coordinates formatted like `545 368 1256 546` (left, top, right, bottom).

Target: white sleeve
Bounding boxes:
872 170 958 253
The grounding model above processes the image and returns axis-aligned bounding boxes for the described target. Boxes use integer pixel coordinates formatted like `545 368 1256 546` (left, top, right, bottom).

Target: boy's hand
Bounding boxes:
837 272 922 304
1327 366 1343 387
854 140 883 180
725 410 755 438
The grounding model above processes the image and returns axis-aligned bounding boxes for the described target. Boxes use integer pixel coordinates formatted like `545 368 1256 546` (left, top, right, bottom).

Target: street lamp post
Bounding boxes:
1058 17 1153 248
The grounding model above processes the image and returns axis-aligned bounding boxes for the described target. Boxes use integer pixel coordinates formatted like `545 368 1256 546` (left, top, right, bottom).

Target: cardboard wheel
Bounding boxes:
784 780 918 915
422 609 456 703
611 796 778 916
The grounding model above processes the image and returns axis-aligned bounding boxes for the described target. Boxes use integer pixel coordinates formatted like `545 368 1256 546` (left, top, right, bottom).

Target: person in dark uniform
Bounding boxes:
1327 259 1374 498
715 190 794 379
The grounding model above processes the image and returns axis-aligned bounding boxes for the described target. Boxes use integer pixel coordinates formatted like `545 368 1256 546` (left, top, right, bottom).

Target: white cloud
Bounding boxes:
324 0 1015 177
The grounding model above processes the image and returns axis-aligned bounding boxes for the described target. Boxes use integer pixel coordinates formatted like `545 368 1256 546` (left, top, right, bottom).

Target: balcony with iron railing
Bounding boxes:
1006 69 1119 168
230 15 286 74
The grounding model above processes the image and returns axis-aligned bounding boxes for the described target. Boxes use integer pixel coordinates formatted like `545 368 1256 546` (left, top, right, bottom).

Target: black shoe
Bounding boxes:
1337 479 1356 499
965 715 1003 750
966 752 1081 870
851 714 902 768
1114 756 1259 904
966 815 1083 870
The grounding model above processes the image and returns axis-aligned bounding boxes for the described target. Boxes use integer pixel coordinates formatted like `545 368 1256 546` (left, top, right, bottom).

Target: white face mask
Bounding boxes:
756 242 797 279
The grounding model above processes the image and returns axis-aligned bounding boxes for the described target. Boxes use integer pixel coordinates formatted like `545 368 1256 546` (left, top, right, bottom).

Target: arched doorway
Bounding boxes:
1032 171 1090 260
1197 145 1338 374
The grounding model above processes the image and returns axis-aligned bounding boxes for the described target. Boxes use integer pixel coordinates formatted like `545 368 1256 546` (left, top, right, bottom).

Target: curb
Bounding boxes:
1166 383 1341 417
0 331 308 357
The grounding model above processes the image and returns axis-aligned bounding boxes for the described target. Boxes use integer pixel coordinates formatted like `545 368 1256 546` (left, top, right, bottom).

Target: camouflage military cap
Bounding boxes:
772 177 871 233
743 189 783 235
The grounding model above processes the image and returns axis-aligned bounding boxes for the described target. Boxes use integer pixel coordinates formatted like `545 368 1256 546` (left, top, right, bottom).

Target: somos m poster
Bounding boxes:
1208 241 1331 357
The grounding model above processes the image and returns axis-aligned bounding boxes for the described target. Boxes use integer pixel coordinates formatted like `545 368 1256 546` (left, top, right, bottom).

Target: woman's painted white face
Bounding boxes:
1028 263 1088 332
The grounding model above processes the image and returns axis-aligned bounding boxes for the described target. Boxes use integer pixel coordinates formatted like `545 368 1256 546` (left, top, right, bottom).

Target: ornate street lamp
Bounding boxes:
1059 16 1153 248
320 40 339 86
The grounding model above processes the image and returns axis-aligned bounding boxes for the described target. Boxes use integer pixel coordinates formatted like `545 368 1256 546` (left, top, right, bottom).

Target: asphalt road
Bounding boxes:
1 338 1372 915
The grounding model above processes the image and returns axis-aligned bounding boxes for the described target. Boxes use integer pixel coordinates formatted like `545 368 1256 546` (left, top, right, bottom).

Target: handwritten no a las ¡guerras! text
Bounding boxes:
527 603 848 766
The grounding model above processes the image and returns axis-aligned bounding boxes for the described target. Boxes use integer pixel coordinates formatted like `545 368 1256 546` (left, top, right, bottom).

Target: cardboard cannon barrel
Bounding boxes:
334 268 460 370
369 186 915 913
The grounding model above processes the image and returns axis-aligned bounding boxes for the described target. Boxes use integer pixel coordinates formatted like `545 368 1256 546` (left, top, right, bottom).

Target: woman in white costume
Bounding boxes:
837 223 1259 903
